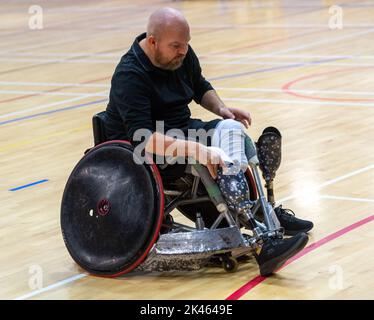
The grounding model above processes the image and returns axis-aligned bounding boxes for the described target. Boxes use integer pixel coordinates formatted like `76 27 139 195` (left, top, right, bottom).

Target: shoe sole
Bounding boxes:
259 234 309 277
284 225 313 236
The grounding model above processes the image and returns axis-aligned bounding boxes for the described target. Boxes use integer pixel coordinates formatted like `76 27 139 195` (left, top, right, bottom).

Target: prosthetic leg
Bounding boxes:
211 121 283 241
213 126 308 276
255 127 282 207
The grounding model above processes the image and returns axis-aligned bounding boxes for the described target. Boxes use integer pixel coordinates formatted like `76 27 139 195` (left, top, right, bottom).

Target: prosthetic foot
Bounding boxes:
216 166 258 231
256 127 314 235
216 165 279 244
216 165 309 276
256 126 282 206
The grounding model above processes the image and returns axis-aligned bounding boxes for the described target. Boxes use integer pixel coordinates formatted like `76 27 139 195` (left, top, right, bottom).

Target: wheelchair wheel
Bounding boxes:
177 167 258 228
61 140 164 277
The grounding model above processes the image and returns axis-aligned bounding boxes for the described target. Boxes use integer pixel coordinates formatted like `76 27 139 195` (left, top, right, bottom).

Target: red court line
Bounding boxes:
282 67 374 102
201 29 323 57
226 214 374 300
199 6 325 57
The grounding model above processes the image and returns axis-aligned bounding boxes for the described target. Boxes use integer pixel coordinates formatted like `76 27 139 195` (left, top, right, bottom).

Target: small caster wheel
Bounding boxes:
222 256 238 273
160 214 174 234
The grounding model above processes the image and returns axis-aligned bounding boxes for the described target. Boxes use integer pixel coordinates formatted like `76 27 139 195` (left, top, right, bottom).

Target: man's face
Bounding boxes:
152 30 191 71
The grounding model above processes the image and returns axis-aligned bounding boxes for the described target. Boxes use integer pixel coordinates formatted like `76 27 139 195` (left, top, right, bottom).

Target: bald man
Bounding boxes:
105 8 312 276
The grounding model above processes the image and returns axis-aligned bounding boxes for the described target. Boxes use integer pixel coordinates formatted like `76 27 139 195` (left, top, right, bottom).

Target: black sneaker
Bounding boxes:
253 232 308 276
274 205 314 236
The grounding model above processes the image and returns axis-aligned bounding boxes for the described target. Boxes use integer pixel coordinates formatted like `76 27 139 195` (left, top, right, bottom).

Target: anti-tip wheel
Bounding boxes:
222 256 239 273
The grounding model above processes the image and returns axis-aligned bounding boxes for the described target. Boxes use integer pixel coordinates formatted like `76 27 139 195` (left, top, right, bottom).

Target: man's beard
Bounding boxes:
154 51 185 71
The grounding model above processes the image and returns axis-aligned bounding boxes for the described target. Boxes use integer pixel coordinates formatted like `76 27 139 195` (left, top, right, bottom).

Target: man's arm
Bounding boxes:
200 89 231 118
200 89 252 128
145 132 225 178
188 47 252 128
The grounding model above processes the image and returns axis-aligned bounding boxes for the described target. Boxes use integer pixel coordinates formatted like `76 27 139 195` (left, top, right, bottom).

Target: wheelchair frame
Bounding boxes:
86 111 284 273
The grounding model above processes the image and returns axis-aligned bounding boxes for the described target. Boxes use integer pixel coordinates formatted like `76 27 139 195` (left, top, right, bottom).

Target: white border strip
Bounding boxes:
232 28 374 63
14 273 88 300
222 97 374 107
2 86 374 98
0 81 109 88
4 57 374 67
319 195 374 203
0 90 108 119
0 90 108 97
277 164 374 204
216 87 374 97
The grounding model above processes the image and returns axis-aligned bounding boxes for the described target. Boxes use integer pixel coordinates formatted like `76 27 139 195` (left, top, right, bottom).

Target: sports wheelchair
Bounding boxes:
60 111 283 276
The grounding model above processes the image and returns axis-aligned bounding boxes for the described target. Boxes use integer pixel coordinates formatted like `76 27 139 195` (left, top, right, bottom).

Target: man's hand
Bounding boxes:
194 145 226 179
220 107 252 128
200 91 252 128
146 133 227 179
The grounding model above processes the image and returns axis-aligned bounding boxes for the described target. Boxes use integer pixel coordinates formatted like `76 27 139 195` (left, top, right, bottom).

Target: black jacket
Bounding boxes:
105 32 213 145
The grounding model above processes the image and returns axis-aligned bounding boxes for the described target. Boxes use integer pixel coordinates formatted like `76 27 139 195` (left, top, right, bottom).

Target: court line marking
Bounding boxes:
0 3 268 74
5 53 374 60
0 3 150 55
0 124 91 153
1 20 368 104
229 28 374 65
5 21 374 298
0 55 370 120
276 163 374 205
271 28 374 55
3 80 374 97
282 67 374 102
41 4 374 11
3 87 374 98
0 6 367 80
0 52 122 58
210 57 347 81
7 2 374 302
319 195 374 203
9 179 49 192
14 274 88 300
13 162 374 300
226 214 374 300
235 3 374 8
0 57 118 64
4 57 374 68
200 54 374 59
1 24 370 81
222 97 374 107
191 23 374 29
0 99 107 126
0 90 108 120
0 29 323 64
216 87 374 97
0 81 109 88
2 94 374 127
205 61 374 67
0 76 111 105
0 90 108 97
1 27 118 55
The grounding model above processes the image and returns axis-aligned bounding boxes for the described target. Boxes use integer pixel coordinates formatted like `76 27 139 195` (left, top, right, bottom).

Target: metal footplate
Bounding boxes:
135 227 249 272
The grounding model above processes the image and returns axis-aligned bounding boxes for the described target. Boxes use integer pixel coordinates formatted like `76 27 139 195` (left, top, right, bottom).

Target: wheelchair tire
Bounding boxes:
61 140 164 277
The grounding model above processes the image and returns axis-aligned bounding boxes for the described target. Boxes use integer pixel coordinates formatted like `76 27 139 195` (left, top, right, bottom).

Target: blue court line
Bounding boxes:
0 57 348 126
9 179 49 191
210 57 347 81
0 98 108 126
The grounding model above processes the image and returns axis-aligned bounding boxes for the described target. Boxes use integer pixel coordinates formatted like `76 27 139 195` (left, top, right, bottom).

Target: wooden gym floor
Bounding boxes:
0 0 373 300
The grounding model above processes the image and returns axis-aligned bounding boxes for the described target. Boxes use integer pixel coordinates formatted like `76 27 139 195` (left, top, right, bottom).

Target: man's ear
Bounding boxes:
147 35 157 49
